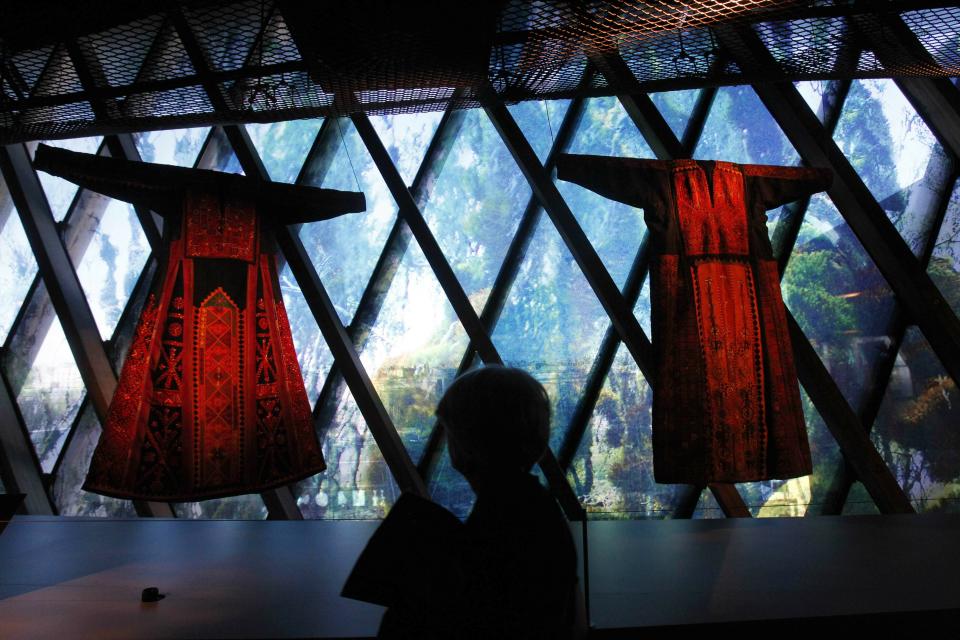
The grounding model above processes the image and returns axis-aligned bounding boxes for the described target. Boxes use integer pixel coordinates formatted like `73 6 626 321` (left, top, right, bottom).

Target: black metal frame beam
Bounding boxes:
721 24 960 397
276 222 428 497
818 166 959 514
352 113 503 364
0 362 54 514
485 100 655 378
857 13 960 162
311 108 466 459
353 111 584 519
217 118 430 501
2 141 113 395
680 86 718 159
726 70 916 514
416 94 588 490
0 142 174 518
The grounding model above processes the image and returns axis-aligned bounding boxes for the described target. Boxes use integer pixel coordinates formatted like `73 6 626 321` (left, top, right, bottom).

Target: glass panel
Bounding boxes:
297 386 400 519
135 127 209 167
357 241 470 465
871 327 960 513
420 108 530 313
0 211 39 344
566 342 670 519
246 119 324 183
52 405 136 517
16 318 85 472
695 85 800 166
782 194 899 415
738 389 843 517
637 277 651 337
492 215 609 451
219 152 245 175
649 89 699 140
927 178 960 316
834 79 951 256
508 99 571 164
30 137 103 221
369 112 444 184
843 482 880 515
279 263 334 406
195 129 245 174
174 494 268 519
74 199 151 339
691 488 723 519
297 119 396 325
561 96 650 289
795 80 831 117
568 96 654 159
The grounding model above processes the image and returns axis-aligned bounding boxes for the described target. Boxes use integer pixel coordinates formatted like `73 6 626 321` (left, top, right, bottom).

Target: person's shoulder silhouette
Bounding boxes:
343 365 578 639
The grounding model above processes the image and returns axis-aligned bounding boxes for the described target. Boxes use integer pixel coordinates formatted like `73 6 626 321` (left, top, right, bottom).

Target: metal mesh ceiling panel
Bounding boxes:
1 1 958 143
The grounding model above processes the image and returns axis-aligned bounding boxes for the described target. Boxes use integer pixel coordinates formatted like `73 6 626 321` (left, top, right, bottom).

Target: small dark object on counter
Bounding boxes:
141 587 165 603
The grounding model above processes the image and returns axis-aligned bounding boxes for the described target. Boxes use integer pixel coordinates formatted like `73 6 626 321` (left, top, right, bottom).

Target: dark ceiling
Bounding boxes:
0 0 957 143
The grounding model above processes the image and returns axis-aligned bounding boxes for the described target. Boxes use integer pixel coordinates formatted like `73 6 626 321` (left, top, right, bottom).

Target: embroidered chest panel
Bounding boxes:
184 190 259 262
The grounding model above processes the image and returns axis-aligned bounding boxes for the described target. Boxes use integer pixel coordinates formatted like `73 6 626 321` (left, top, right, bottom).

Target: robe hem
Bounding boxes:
81 461 327 503
653 466 813 485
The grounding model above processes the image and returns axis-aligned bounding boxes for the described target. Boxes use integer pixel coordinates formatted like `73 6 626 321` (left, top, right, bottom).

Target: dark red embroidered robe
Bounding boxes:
557 155 832 483
34 144 365 501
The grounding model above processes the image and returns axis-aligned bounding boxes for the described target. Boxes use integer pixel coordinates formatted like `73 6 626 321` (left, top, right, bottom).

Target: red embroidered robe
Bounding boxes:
34 144 365 501
557 154 832 483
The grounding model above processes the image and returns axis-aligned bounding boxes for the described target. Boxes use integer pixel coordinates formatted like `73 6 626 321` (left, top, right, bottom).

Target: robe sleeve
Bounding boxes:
258 181 365 224
556 154 670 209
33 144 181 215
34 144 366 223
741 164 833 209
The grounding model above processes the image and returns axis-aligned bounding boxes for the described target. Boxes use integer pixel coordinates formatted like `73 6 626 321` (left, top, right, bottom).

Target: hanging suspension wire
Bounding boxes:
334 116 362 193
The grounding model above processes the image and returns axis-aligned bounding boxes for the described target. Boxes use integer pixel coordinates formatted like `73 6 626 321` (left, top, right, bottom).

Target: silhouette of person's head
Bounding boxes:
436 365 550 489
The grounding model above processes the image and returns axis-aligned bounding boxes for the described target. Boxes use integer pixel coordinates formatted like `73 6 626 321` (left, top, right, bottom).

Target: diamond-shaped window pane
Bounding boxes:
566 340 667 519
279 263 335 406
834 79 951 256
928 178 960 317
492 215 609 452
357 240 469 465
246 119 324 184
568 96 654 159
420 108 530 314
74 198 151 339
561 97 650 289
369 112 444 184
696 85 799 166
508 100 571 165
783 194 899 414
0 206 39 345
52 405 136 517
871 327 960 513
16 317 86 472
649 89 699 141
297 119 395 326
794 80 831 118
692 489 724 519
298 385 400 520
135 127 209 167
